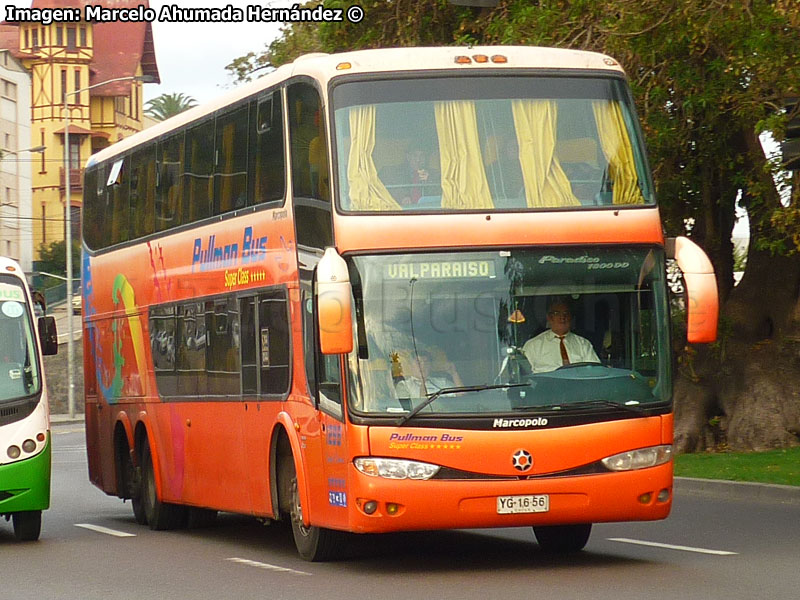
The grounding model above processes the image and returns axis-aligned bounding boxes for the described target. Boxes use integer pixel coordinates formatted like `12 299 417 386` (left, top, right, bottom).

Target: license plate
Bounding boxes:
497 494 549 514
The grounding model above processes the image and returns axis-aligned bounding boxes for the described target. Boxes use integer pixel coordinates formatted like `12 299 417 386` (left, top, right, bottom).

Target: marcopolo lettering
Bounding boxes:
493 417 549 428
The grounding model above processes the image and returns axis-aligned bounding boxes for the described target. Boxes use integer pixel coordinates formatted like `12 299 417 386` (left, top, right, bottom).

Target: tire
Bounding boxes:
141 438 186 530
533 523 592 553
12 511 42 542
285 458 341 561
123 445 147 526
131 488 147 526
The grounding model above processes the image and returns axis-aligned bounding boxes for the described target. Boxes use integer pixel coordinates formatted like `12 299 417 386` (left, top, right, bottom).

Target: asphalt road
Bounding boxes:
1 423 798 600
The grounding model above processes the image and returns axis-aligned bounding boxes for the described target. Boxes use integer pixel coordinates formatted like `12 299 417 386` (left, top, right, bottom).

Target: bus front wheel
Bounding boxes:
284 459 341 561
141 439 186 530
533 523 592 553
12 510 42 541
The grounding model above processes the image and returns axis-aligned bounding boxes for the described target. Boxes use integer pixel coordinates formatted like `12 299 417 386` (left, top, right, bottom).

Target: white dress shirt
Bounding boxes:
522 330 600 374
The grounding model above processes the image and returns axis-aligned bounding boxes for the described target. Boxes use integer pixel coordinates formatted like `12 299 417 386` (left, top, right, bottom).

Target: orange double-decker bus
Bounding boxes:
81 46 718 560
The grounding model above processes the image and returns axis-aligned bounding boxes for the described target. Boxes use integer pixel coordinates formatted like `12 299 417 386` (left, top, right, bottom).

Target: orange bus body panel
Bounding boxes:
333 208 665 253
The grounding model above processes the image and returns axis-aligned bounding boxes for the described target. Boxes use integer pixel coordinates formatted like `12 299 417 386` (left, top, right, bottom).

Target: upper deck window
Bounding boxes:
332 75 653 212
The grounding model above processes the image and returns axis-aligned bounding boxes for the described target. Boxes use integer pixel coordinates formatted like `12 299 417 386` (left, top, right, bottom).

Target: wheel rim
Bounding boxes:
290 477 310 537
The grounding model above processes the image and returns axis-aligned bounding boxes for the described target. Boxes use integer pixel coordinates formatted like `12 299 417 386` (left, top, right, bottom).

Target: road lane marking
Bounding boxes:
608 537 737 555
75 524 136 537
226 557 312 576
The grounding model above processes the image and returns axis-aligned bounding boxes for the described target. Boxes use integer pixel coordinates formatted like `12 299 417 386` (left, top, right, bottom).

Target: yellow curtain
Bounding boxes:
347 105 401 211
434 101 494 210
592 100 644 205
512 100 579 208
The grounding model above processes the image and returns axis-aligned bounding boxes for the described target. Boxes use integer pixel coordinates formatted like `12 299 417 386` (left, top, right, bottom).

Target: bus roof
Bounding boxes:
87 46 625 167
0 255 24 274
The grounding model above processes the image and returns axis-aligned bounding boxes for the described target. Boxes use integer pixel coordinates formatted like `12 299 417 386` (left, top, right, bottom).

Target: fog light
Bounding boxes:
638 492 653 504
22 439 36 453
37 432 46 442
363 500 378 515
657 488 670 503
7 445 21 459
386 503 399 515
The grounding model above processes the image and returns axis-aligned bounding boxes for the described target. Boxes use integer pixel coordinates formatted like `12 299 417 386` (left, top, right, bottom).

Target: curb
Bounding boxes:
675 476 800 506
51 413 85 425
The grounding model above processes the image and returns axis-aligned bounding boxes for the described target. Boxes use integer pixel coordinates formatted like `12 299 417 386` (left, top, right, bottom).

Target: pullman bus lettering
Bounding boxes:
191 226 267 272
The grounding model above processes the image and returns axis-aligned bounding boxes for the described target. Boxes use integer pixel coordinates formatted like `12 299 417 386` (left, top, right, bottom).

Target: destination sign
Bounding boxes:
385 260 496 280
0 283 24 302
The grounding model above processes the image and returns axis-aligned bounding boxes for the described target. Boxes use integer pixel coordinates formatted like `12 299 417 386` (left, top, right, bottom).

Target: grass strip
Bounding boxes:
674 447 800 487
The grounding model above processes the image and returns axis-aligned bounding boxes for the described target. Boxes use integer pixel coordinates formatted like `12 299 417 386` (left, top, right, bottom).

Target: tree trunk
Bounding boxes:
674 126 800 452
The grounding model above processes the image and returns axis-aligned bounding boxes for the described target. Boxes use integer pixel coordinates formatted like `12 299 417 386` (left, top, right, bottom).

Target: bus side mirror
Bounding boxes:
666 236 719 343
316 248 354 355
38 316 58 356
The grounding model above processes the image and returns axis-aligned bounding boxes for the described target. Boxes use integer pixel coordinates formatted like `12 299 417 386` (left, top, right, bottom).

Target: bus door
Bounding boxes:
302 289 350 528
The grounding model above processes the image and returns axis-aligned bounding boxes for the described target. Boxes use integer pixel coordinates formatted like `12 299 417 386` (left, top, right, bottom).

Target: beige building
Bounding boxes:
0 0 159 267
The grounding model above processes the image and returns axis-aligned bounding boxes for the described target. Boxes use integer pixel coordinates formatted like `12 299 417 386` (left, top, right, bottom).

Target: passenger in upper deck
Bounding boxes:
522 299 600 373
380 146 441 206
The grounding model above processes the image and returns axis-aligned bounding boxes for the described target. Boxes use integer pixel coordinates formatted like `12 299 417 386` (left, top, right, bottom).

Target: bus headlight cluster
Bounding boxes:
601 445 672 471
354 457 440 480
6 434 45 461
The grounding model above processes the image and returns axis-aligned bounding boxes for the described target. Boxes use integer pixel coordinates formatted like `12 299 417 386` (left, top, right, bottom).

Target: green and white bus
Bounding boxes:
0 256 58 541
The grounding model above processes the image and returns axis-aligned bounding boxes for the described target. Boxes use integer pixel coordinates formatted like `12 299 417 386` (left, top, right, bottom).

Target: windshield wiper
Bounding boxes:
397 383 528 426
529 399 646 415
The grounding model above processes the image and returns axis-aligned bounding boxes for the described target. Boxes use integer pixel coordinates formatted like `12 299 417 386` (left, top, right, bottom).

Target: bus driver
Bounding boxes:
522 299 600 373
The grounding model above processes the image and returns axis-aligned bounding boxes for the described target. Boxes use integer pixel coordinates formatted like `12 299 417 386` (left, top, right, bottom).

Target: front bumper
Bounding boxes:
0 437 51 514
345 460 672 533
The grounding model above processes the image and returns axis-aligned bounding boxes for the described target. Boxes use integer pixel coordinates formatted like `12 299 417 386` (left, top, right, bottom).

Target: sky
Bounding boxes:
2 0 295 104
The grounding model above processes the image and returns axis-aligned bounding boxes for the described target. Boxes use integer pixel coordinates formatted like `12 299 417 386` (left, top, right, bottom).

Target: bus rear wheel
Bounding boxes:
285 460 341 561
141 439 186 530
12 510 42 541
533 523 592 553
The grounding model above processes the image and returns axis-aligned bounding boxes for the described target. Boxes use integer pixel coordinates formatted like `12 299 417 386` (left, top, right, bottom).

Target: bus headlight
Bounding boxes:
354 457 440 480
601 445 672 471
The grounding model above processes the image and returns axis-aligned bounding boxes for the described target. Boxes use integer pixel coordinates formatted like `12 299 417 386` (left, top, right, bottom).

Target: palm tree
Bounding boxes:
144 93 198 121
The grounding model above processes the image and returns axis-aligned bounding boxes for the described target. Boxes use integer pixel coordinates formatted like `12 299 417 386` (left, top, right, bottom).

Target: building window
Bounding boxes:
31 29 38 50
61 69 67 102
79 27 87 47
2 79 17 100
66 27 76 51
57 27 63 46
69 138 80 170
74 69 81 103
40 130 46 173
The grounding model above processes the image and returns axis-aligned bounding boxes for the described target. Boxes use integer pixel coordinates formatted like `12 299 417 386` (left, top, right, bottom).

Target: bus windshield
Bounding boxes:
0 279 41 402
347 247 670 418
333 75 654 212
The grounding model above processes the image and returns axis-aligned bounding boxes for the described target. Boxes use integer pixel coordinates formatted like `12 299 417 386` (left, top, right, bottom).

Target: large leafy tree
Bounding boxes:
36 240 81 288
229 0 800 450
144 92 198 121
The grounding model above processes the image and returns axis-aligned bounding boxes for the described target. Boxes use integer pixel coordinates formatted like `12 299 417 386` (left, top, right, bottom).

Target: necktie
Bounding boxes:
557 335 570 365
